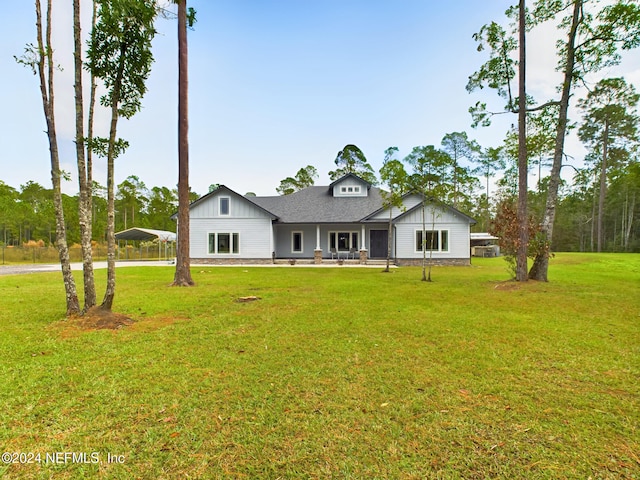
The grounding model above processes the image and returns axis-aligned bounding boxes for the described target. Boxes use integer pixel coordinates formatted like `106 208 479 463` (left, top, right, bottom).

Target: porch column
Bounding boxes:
359 224 368 264
314 224 322 264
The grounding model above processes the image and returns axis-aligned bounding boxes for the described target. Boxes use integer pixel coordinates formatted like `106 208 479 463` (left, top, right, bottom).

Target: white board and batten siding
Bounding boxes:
367 194 423 221
332 177 369 197
394 204 471 259
189 192 274 259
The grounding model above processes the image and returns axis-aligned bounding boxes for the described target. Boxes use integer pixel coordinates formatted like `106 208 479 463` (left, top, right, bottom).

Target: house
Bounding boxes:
182 173 476 265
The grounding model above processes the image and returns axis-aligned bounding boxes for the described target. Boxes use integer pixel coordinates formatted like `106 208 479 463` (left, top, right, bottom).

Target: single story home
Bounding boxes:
180 173 476 265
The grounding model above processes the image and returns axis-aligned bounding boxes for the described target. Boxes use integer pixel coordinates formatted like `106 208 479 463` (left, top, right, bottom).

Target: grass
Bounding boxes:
0 253 638 479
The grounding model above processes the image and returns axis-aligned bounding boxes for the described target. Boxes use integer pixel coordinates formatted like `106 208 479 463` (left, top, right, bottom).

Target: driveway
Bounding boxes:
0 260 175 276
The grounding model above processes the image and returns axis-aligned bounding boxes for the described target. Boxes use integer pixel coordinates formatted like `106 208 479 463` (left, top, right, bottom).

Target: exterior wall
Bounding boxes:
190 217 274 259
190 192 269 219
273 224 318 259
331 177 368 197
272 223 387 258
395 258 471 266
367 194 423 220
394 205 471 260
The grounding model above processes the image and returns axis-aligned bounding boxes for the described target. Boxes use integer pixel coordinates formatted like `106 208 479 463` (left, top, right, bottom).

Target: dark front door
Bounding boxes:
369 230 388 258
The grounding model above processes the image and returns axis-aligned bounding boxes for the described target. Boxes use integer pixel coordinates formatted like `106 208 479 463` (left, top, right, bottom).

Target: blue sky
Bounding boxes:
2 1 639 197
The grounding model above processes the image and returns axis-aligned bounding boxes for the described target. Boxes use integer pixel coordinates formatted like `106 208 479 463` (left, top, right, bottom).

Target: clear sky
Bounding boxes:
2 1 639 197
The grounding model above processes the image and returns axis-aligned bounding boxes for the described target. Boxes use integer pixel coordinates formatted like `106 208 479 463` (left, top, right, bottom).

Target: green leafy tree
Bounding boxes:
0 182 19 246
116 175 149 230
277 165 318 195
440 132 481 209
147 186 178 231
329 144 377 185
404 146 452 282
578 77 639 252
475 146 506 228
469 0 640 281
87 0 157 310
379 147 408 273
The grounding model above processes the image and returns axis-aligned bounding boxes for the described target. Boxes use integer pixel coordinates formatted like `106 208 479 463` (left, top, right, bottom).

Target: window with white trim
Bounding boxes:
208 232 239 254
219 197 230 216
329 231 359 252
292 231 303 253
340 186 361 194
415 230 449 252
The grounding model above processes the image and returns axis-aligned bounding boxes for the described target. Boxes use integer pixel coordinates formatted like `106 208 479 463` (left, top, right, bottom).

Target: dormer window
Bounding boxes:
340 186 361 194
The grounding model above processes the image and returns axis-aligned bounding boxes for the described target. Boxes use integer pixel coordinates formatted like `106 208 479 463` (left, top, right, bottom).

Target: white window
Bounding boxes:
329 231 359 252
291 231 303 253
208 232 239 254
219 197 230 216
339 185 361 194
415 230 449 252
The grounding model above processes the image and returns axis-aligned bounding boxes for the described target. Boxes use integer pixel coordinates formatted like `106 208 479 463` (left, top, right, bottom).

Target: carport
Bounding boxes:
114 227 176 260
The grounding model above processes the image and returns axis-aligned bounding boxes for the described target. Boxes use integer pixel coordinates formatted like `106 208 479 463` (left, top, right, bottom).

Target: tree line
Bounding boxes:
0 176 200 248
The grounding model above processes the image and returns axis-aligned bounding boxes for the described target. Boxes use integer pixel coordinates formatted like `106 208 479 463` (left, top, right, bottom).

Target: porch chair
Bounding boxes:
330 247 338 259
349 247 357 259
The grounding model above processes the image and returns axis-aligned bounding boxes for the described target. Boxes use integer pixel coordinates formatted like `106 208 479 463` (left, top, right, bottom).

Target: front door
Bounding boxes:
369 230 388 258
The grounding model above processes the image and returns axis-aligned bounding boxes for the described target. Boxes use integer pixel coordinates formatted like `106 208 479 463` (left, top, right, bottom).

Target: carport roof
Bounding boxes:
114 228 176 242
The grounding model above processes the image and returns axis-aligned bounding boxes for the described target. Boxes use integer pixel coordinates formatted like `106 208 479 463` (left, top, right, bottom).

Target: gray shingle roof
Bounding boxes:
250 186 385 224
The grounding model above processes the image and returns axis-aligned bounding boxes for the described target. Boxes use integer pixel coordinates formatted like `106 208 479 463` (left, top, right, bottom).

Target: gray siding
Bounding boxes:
273 225 317 258
394 205 470 259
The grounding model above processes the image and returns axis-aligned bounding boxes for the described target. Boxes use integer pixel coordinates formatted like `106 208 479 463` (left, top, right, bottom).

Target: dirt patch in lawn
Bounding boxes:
492 279 545 291
73 306 135 330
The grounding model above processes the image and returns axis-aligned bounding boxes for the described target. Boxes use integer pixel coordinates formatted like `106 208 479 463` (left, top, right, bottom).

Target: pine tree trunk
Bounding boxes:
173 0 195 287
597 122 609 252
516 0 528 282
530 0 581 281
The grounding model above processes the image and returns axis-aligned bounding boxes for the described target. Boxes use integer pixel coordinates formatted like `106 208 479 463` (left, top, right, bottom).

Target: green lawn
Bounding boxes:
0 254 638 479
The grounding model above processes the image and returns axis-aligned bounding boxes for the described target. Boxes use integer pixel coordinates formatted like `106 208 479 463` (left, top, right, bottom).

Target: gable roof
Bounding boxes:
250 186 385 223
327 172 372 192
391 195 477 225
173 185 278 220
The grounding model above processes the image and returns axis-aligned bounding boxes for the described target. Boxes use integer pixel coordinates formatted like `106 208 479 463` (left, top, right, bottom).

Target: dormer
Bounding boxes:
329 173 370 197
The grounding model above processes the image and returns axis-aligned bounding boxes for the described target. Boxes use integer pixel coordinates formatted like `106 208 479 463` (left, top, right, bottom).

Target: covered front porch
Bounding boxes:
272 223 393 263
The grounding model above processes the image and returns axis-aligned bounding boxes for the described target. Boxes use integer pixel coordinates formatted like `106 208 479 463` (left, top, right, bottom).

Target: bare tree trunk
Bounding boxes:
385 207 392 272
101 52 126 311
173 0 194 286
516 0 528 282
625 191 635 250
597 121 609 252
73 0 96 311
421 201 427 282
590 178 597 252
35 0 80 316
529 0 581 281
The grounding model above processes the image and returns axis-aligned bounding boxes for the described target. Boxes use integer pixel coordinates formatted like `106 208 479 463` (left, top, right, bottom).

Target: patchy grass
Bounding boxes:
0 253 638 479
